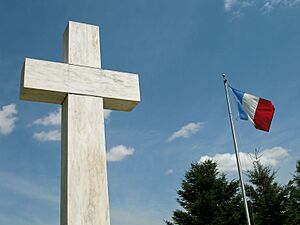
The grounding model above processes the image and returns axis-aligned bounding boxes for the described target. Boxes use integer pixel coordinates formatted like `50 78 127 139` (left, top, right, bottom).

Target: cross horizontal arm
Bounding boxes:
20 58 140 111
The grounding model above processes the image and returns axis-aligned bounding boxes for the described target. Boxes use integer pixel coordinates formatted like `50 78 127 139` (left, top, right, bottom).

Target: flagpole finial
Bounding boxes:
222 73 227 83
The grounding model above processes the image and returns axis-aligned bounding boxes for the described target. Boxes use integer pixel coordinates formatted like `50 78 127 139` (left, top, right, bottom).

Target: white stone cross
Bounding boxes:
20 21 140 225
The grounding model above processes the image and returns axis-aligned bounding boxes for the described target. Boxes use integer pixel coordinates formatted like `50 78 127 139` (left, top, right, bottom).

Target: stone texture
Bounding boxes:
61 21 110 225
63 21 101 68
20 58 140 111
61 94 110 225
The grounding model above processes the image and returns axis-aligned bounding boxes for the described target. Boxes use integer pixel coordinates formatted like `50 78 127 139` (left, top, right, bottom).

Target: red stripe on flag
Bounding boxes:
253 98 275 132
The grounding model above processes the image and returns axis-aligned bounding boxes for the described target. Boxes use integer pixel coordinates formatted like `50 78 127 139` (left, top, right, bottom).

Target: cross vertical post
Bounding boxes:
61 22 109 225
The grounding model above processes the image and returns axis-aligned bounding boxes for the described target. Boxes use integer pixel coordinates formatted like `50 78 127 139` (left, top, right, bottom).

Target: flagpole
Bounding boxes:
222 74 251 225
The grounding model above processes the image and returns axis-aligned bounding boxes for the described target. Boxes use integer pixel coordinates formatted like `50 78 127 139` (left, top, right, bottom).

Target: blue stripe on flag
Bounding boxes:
231 87 245 105
236 101 248 120
230 87 248 120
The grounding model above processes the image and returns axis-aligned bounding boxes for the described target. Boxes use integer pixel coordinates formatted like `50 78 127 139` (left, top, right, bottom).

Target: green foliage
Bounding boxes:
167 157 300 225
166 160 245 225
285 160 300 225
247 160 287 225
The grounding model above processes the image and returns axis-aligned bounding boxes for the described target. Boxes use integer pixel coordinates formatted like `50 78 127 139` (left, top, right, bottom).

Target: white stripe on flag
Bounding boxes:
242 93 259 123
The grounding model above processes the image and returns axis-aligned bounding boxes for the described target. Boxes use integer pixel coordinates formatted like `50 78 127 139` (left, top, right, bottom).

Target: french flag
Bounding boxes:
231 87 275 132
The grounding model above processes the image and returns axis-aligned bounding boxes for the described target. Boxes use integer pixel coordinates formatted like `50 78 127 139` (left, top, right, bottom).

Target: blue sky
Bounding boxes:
1 0 300 224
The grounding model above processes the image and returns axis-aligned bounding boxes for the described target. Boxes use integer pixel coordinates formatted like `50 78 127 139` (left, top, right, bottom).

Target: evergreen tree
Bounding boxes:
285 160 300 225
166 160 245 225
247 160 287 225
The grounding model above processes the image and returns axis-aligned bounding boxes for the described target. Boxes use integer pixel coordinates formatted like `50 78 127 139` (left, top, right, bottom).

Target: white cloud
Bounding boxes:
224 0 252 12
32 108 61 142
33 108 61 126
262 0 300 12
0 171 58 203
165 169 174 175
0 104 18 135
225 0 239 11
168 122 204 142
107 145 135 162
268 0 300 6
199 146 288 173
224 0 300 14
263 2 274 12
33 130 61 142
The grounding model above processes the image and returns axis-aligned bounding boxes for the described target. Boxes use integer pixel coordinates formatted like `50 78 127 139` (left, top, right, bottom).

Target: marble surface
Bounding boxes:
63 21 101 68
61 21 111 225
61 94 110 225
20 58 140 111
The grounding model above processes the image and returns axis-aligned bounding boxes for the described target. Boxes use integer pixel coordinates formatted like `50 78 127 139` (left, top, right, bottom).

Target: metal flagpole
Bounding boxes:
222 74 251 225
